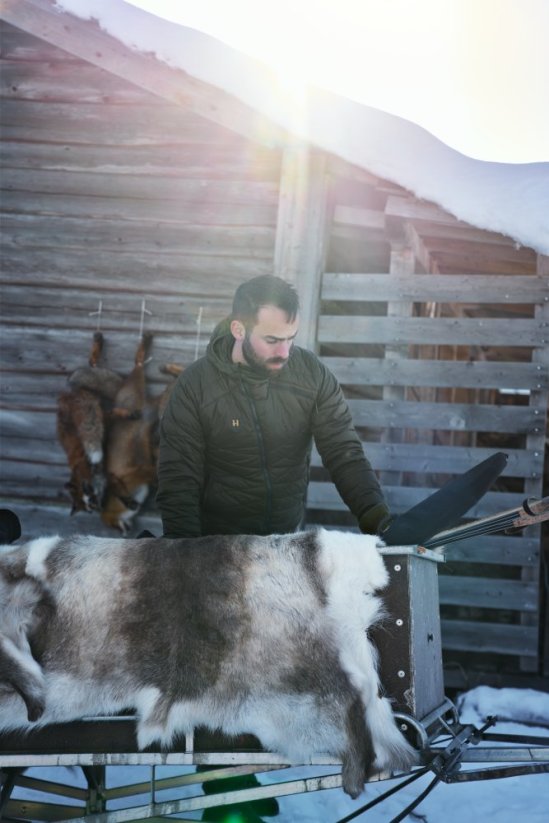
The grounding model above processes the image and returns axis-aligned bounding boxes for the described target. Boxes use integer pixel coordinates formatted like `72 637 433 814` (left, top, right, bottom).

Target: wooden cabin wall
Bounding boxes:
0 21 281 536
307 172 549 677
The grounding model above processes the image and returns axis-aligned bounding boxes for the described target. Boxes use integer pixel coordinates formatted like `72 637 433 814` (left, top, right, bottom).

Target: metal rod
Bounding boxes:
423 504 538 549
424 516 519 549
389 773 441 823
446 763 549 782
336 767 430 822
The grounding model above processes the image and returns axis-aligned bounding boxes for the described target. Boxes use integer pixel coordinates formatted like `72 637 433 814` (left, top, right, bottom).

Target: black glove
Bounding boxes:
358 503 392 536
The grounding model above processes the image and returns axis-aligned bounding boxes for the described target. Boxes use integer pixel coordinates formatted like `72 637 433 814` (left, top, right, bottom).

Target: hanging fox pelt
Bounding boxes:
100 332 158 533
0 528 416 798
56 331 120 514
56 332 166 531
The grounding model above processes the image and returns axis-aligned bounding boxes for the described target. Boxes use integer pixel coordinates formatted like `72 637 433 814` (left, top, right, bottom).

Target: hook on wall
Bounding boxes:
139 299 154 364
139 299 152 339
194 306 204 361
88 300 103 332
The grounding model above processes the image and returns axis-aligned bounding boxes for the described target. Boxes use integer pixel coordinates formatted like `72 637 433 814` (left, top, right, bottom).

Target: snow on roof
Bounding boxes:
55 0 549 255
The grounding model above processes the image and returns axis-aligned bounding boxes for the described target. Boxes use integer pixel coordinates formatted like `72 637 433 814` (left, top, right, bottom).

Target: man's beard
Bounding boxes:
242 333 288 377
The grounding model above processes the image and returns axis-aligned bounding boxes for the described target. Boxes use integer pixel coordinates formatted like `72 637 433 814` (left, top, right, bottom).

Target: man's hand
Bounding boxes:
359 503 392 536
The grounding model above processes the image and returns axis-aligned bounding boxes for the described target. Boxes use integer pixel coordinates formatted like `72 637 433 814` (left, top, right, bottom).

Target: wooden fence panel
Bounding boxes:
310 266 548 671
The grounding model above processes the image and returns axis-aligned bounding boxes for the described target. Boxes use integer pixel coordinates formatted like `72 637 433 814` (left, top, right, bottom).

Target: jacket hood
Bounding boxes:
207 317 291 386
206 317 236 376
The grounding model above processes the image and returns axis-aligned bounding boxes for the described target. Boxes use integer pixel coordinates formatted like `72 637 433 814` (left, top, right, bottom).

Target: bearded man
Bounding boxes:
157 275 389 538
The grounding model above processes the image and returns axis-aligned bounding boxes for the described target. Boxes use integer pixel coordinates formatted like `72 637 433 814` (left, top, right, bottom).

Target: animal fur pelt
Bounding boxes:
0 528 416 798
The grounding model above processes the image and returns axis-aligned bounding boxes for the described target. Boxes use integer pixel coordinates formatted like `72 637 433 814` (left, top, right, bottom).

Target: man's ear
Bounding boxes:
230 319 245 341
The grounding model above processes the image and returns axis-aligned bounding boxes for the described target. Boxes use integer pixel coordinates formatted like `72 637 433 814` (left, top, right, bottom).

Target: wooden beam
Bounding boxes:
327 155 383 188
386 194 478 231
0 0 289 148
333 205 385 232
431 249 536 276
321 273 549 304
385 193 526 249
405 222 432 273
378 240 415 486
274 145 332 352
425 236 537 267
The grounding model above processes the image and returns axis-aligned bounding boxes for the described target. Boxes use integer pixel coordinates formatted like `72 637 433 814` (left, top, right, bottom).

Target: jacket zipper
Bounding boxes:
241 381 272 531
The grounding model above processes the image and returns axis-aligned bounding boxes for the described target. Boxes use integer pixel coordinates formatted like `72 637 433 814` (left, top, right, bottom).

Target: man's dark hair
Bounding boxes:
232 275 299 328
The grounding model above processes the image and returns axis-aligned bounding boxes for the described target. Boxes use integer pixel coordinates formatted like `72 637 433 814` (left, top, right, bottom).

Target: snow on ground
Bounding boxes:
10 687 549 822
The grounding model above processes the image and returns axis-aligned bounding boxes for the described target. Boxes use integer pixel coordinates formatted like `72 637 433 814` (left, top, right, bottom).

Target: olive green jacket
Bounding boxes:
157 323 386 537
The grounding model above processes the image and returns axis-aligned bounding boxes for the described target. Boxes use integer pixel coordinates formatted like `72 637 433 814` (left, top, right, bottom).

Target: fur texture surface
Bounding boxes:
0 529 417 797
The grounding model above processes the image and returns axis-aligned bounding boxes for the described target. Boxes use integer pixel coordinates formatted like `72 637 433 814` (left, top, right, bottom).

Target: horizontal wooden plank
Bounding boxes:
1 247 272 288
0 374 173 410
0 98 244 145
2 190 277 227
1 437 67 466
322 273 549 304
307 481 525 518
333 206 385 231
443 534 539 567
1 213 275 255
0 287 227 335
318 315 544 346
438 576 539 612
0 408 56 437
384 194 478 231
440 619 538 656
1 58 165 104
0 327 205 377
330 225 391 248
0 20 77 61
0 139 281 180
345 398 541 434
312 443 541 479
2 168 279 205
337 202 520 249
323 357 548 390
1 374 81 409
0 459 79 495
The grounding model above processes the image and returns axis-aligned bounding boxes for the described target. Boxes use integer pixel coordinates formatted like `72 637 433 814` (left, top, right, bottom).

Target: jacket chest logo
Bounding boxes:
231 418 240 428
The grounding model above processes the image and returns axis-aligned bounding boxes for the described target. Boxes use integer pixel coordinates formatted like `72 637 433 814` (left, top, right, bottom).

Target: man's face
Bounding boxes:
241 306 299 374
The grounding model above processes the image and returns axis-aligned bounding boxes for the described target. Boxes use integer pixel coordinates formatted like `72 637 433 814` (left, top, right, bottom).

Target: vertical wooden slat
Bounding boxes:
379 238 415 486
274 145 332 352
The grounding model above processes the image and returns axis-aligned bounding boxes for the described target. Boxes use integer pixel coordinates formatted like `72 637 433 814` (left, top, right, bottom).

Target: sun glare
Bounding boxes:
127 0 549 162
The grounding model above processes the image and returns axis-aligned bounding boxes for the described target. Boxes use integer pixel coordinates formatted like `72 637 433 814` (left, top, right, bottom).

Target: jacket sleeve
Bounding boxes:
156 374 205 537
311 362 388 526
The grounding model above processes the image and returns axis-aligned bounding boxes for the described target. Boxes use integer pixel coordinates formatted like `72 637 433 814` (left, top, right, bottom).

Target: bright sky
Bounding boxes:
125 0 549 163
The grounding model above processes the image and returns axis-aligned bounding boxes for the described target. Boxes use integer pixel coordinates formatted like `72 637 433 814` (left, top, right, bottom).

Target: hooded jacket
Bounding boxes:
157 322 386 537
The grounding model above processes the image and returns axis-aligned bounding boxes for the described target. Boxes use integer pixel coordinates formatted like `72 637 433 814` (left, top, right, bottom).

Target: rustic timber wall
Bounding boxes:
0 21 280 535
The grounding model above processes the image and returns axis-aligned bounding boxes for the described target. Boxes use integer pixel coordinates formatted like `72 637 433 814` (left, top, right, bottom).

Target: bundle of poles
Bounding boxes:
422 496 549 551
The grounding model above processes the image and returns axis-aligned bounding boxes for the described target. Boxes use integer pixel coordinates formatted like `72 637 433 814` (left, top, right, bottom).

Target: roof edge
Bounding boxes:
1 0 290 149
